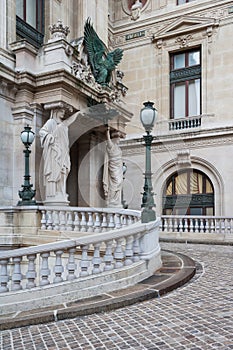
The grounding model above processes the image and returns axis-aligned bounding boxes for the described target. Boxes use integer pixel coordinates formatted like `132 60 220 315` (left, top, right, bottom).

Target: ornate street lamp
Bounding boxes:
121 162 128 209
17 125 37 206
140 101 157 223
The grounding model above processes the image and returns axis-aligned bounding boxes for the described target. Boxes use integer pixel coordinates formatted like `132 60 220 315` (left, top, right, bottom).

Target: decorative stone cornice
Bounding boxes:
151 15 219 44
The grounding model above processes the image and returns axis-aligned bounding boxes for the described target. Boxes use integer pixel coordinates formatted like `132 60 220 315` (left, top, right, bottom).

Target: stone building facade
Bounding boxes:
0 0 233 217
110 0 233 216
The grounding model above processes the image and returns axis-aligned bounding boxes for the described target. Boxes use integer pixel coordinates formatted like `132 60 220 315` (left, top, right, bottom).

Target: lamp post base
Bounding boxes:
141 208 156 223
17 199 37 206
17 187 36 206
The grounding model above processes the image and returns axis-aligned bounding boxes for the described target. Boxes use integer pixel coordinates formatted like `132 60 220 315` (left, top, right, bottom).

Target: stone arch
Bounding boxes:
153 156 224 216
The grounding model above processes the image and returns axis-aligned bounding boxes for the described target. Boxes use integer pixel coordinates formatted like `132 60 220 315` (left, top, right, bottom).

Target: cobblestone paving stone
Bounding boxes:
1 243 233 350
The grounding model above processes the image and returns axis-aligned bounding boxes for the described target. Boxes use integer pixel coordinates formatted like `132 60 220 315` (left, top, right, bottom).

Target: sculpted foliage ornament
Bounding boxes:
84 18 123 86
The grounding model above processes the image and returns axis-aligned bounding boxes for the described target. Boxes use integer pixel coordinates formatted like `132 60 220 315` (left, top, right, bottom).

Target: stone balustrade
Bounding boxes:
0 218 161 314
160 215 233 233
40 207 140 232
160 215 233 242
169 115 202 131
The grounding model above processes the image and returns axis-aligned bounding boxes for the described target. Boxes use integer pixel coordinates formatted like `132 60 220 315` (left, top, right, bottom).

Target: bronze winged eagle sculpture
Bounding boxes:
84 18 123 86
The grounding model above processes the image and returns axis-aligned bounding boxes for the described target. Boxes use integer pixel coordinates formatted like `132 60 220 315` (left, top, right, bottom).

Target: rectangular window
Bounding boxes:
16 0 44 48
16 0 43 31
170 48 201 119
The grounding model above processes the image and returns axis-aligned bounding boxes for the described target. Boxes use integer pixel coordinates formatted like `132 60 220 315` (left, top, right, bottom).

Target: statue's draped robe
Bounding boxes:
39 119 70 198
103 140 123 207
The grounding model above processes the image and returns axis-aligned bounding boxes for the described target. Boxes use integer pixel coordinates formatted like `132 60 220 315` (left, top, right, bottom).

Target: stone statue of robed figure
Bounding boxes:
39 108 79 205
103 127 123 208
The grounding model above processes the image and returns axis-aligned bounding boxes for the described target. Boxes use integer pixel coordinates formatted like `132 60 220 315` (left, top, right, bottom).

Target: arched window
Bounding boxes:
163 169 214 215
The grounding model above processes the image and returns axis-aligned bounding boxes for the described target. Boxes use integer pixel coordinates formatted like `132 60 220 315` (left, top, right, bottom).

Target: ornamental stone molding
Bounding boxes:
151 15 219 48
121 0 150 18
48 19 70 42
175 34 193 48
121 129 233 156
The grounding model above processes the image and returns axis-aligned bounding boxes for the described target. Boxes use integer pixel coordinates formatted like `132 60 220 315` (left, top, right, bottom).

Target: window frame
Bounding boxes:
170 48 202 119
163 169 215 216
16 0 44 49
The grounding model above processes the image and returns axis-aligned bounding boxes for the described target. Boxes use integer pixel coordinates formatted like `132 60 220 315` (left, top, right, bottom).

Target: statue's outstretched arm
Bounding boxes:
63 111 81 127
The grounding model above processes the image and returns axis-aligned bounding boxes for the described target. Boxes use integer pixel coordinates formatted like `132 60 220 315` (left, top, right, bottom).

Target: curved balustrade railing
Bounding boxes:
160 215 233 234
0 219 160 297
40 207 140 232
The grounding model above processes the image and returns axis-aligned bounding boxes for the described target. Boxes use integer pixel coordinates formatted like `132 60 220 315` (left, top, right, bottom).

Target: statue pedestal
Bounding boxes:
43 193 70 206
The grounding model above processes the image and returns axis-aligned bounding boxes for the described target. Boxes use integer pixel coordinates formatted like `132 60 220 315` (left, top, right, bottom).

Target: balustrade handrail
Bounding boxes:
0 220 153 260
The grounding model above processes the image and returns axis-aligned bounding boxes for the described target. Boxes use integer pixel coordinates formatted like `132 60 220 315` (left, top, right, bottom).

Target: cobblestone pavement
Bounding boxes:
1 243 233 350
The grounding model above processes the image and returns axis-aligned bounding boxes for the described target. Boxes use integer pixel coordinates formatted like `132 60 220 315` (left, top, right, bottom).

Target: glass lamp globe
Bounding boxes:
140 101 157 133
20 125 35 147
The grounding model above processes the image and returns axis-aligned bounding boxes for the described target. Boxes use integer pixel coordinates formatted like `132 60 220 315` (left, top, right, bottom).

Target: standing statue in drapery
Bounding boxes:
103 127 123 207
39 108 79 205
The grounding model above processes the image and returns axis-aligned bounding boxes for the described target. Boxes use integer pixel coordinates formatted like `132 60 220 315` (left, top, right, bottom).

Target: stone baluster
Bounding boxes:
87 212 94 232
92 243 101 274
67 212 73 231
94 212 101 233
40 252 50 286
26 254 37 289
230 219 233 233
66 248 77 281
108 213 115 229
124 236 133 266
47 210 53 230
114 213 122 229
127 215 133 226
221 219 225 234
200 218 204 233
163 217 168 232
80 212 87 232
80 245 89 276
104 240 114 271
189 218 194 233
0 259 9 293
227 219 232 234
59 211 66 231
53 210 60 230
210 218 215 233
114 239 124 268
174 218 178 232
121 215 127 227
133 234 140 262
194 219 199 233
205 219 210 233
73 211 80 231
12 257 22 291
184 218 188 233
41 210 47 229
101 213 108 232
169 217 173 232
179 218 183 233
53 250 64 283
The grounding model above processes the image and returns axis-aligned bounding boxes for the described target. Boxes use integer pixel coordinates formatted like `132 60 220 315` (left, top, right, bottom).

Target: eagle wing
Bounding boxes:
84 18 106 75
107 48 124 67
